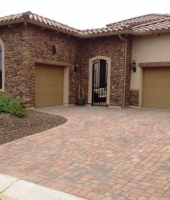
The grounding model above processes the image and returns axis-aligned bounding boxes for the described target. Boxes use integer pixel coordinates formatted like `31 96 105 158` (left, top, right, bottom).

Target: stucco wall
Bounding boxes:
131 33 170 90
131 33 170 105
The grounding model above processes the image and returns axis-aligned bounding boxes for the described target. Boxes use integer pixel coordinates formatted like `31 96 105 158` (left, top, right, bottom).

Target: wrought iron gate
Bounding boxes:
92 59 108 106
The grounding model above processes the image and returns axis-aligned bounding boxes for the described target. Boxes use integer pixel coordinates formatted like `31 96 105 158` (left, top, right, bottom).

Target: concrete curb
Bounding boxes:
0 193 17 200
0 173 87 200
0 174 18 193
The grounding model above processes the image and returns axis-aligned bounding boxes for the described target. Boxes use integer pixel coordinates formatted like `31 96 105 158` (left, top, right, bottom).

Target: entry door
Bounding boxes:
92 59 108 106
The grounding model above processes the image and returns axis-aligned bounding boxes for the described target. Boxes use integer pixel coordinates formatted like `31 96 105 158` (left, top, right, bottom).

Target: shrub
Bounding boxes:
0 94 26 117
0 94 11 113
9 100 26 117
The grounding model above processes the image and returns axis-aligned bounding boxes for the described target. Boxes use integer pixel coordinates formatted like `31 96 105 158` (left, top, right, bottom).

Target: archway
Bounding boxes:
88 56 111 106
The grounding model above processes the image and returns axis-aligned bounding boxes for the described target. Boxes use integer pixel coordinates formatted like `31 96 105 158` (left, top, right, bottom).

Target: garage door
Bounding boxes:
35 64 64 107
142 67 170 109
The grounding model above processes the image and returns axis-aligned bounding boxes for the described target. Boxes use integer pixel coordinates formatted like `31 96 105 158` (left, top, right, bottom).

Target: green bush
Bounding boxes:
9 100 26 117
0 94 11 113
0 94 26 117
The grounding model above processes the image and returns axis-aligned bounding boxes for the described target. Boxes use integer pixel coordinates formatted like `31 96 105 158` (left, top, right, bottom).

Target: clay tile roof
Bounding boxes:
0 13 23 22
1 11 170 37
26 12 80 33
106 13 170 33
132 17 170 32
0 11 80 34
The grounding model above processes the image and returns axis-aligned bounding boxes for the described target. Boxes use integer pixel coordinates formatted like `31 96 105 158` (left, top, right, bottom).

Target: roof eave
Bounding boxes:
74 31 131 38
131 29 170 36
0 19 25 27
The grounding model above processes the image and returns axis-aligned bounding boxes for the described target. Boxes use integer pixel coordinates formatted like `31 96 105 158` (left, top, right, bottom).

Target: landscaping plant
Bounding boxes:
0 94 11 113
76 84 85 106
9 99 26 117
0 94 26 117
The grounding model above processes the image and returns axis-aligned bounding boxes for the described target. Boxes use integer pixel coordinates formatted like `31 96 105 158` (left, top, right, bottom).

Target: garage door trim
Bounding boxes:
139 61 170 68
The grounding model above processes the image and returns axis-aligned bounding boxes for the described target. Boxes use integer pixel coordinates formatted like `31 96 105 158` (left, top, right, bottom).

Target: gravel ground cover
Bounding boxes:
0 110 67 145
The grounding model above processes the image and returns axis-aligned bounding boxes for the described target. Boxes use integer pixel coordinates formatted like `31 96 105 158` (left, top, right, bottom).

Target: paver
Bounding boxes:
0 106 170 200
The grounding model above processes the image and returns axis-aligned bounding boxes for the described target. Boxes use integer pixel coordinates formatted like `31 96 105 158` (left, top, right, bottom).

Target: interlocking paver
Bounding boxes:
0 107 170 200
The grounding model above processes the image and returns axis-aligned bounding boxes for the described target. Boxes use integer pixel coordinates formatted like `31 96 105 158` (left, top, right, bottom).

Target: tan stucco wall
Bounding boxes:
131 33 170 105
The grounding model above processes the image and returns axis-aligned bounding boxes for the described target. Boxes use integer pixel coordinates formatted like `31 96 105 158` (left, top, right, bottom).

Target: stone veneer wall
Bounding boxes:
27 25 82 106
0 25 81 107
130 90 139 106
0 24 132 107
125 37 132 106
81 36 132 106
0 26 31 105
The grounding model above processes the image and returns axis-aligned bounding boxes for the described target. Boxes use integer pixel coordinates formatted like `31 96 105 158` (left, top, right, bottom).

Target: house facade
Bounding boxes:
0 11 170 109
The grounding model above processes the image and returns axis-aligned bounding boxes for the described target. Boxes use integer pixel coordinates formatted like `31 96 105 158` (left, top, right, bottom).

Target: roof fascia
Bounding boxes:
0 19 25 27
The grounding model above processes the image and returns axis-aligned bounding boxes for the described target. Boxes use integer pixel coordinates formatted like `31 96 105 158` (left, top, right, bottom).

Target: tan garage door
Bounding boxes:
142 67 170 109
35 64 64 107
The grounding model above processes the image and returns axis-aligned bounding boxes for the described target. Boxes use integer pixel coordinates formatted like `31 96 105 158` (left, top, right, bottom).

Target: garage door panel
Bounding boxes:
142 67 170 109
35 64 64 107
161 88 169 98
143 79 153 87
145 88 159 98
36 86 62 96
36 78 63 86
161 78 168 87
35 96 63 107
164 78 170 87
154 98 162 109
143 97 153 108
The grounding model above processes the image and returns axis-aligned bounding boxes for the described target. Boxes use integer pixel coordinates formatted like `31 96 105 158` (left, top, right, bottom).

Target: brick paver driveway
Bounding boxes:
0 107 170 200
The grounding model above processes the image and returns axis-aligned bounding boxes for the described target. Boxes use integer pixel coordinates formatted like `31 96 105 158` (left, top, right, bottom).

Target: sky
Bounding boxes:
0 0 170 29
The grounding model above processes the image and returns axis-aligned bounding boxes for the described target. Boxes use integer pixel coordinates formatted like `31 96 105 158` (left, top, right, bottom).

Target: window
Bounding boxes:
0 44 2 89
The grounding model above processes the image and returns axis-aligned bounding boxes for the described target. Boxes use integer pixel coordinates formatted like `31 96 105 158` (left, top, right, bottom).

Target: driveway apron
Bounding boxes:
0 106 170 200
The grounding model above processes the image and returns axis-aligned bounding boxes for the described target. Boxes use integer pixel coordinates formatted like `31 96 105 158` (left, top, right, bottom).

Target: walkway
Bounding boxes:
0 106 170 200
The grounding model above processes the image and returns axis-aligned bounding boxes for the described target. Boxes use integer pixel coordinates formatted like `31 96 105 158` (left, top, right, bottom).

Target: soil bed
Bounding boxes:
0 110 67 145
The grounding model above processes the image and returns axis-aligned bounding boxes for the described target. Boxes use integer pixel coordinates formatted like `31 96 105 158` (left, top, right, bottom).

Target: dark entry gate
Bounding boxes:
92 59 108 106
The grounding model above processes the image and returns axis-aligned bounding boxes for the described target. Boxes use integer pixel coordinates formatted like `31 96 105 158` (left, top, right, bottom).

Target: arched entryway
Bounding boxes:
88 56 111 106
